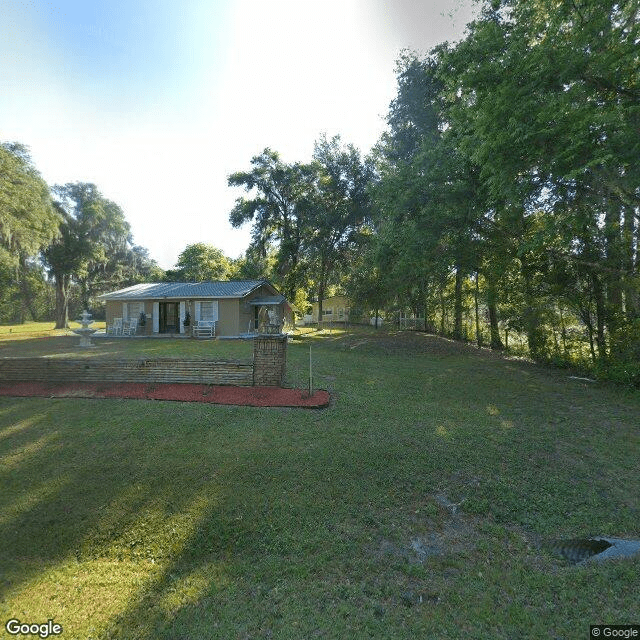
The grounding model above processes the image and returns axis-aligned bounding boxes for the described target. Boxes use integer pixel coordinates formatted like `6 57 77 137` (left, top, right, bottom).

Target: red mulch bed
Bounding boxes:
0 381 330 408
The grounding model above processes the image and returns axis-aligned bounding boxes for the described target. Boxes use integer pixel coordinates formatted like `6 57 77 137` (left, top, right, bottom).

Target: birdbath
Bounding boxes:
73 310 97 348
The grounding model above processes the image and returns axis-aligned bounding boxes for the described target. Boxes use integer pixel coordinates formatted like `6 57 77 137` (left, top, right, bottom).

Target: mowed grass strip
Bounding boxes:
0 334 252 360
0 328 638 639
0 321 106 341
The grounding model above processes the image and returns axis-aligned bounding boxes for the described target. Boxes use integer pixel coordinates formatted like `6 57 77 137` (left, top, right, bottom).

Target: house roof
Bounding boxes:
99 280 272 301
312 295 350 304
247 295 287 306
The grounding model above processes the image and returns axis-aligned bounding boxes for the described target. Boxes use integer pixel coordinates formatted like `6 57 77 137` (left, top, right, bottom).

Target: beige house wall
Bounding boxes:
106 300 149 323
105 300 119 326
105 300 152 335
312 296 351 322
214 298 239 336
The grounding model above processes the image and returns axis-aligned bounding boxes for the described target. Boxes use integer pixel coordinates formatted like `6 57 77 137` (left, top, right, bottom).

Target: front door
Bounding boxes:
159 302 179 333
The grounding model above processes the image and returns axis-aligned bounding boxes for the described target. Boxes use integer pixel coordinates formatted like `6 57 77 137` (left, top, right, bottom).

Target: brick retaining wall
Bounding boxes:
0 358 254 386
0 335 289 388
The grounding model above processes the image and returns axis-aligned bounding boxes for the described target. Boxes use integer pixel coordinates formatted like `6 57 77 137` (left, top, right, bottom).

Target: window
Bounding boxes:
338 308 344 319
127 302 142 319
200 301 218 321
323 308 333 316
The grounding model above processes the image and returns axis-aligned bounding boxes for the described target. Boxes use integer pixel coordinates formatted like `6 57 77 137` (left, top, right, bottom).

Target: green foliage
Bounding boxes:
228 149 315 299
0 143 60 323
596 319 640 387
0 142 59 267
230 245 277 281
168 243 232 282
43 183 156 327
305 134 374 311
366 0 639 381
228 140 375 307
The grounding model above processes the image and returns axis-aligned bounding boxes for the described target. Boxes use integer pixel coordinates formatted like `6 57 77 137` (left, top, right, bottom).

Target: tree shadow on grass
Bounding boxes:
0 396 257 637
0 395 345 638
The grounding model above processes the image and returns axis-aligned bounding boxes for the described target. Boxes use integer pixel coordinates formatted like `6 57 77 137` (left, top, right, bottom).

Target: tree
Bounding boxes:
372 49 486 340
167 243 232 282
0 143 59 266
230 244 277 281
228 149 316 300
43 183 133 328
0 142 60 322
442 0 640 361
305 134 374 319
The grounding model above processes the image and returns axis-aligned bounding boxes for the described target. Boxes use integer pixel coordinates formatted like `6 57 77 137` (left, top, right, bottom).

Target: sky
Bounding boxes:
1 0 478 269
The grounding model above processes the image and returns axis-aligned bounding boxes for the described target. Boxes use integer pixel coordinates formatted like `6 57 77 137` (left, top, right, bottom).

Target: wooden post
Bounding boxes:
309 344 313 397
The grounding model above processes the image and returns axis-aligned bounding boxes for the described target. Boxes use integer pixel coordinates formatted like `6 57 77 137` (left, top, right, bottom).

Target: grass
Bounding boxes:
0 321 106 341
0 334 252 360
0 327 638 639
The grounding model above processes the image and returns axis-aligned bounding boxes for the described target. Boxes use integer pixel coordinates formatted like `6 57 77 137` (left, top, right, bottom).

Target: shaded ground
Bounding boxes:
0 381 330 408
296 329 508 358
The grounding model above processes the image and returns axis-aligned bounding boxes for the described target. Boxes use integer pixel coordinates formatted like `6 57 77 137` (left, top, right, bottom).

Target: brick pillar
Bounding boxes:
253 335 287 387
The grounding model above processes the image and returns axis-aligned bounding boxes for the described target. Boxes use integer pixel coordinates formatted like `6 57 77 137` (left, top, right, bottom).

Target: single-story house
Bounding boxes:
99 280 292 337
309 295 351 324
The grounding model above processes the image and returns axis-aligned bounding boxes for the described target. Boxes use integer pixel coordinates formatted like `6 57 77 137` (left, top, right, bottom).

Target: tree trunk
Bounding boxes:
623 206 639 319
54 274 70 329
439 283 446 335
604 207 624 354
474 272 482 347
559 305 568 357
579 304 597 365
453 267 463 341
522 268 544 360
14 264 26 324
592 272 607 362
80 277 90 312
486 279 503 350
18 255 40 322
317 284 324 330
316 255 329 330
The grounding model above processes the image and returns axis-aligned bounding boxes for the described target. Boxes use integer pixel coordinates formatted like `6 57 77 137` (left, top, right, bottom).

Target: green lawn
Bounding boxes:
0 333 253 361
0 321 106 341
0 328 638 639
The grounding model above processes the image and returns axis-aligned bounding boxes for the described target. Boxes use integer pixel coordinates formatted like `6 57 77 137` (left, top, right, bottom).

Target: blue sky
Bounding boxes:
2 0 477 269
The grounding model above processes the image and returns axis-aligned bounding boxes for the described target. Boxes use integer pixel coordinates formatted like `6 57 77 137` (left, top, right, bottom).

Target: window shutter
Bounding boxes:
212 301 219 322
152 302 159 333
179 302 185 334
195 301 201 322
122 303 128 321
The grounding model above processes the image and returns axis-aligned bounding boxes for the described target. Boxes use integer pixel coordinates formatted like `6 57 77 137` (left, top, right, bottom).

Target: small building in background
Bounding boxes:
309 295 351 324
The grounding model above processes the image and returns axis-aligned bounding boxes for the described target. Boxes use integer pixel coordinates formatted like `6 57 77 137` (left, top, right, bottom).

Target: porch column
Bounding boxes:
152 302 159 333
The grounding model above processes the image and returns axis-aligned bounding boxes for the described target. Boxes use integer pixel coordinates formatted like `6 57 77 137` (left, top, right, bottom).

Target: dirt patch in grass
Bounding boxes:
336 330 501 358
0 381 330 408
